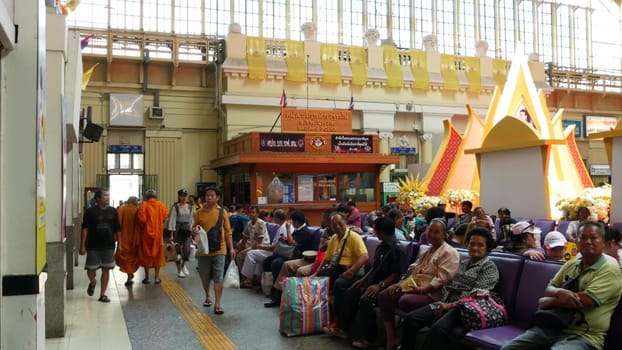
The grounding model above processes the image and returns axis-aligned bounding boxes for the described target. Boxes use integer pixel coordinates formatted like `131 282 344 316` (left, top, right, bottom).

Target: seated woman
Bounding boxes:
471 206 497 241
386 208 407 240
502 221 545 260
326 217 404 345
565 206 591 243
378 218 460 350
400 227 499 349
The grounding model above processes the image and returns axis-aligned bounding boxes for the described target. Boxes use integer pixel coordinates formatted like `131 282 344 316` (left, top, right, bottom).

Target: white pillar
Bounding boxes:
1 1 47 349
421 133 433 163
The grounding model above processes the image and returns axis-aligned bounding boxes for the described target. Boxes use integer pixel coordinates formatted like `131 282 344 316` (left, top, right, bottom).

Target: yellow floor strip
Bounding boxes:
159 274 238 350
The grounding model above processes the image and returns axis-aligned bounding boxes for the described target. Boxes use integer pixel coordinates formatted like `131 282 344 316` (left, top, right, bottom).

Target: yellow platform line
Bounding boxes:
159 274 238 350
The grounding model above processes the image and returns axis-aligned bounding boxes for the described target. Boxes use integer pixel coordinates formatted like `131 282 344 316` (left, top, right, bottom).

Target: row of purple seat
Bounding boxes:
457 250 622 350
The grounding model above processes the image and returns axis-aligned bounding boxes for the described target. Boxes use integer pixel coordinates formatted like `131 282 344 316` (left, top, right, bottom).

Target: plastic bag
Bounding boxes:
195 225 209 254
223 262 240 289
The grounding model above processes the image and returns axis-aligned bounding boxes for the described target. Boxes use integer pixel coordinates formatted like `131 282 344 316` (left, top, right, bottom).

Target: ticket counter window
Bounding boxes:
297 174 337 202
339 172 376 202
256 172 294 204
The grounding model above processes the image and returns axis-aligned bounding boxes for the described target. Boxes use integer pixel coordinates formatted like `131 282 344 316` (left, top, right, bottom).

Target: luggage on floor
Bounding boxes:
279 276 330 337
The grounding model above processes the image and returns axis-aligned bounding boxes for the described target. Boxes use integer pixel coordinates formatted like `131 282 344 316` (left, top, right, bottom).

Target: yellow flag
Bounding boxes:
82 62 99 90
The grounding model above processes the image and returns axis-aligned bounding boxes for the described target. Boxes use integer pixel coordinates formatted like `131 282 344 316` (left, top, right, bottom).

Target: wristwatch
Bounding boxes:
379 281 385 288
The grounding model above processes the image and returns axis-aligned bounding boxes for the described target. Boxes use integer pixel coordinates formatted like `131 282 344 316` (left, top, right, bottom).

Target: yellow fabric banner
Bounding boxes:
82 62 99 90
285 40 307 82
349 46 368 86
321 44 342 84
246 37 267 80
383 45 403 88
493 59 509 88
463 57 481 93
410 49 429 90
440 54 460 91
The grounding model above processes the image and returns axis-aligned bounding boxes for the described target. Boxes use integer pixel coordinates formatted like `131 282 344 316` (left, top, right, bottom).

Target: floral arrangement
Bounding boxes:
555 184 611 221
413 196 443 214
397 174 428 209
442 188 479 208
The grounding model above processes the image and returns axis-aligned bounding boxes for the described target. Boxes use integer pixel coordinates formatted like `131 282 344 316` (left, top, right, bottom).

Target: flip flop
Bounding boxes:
142 279 150 284
154 279 162 285
124 281 134 287
87 282 96 296
203 300 212 307
214 306 224 315
98 295 111 303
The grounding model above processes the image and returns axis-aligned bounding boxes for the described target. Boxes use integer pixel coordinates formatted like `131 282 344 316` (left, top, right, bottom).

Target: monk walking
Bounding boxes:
137 189 169 284
115 196 140 286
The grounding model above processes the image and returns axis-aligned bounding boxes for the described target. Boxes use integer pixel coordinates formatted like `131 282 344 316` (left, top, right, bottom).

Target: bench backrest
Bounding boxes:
512 259 564 327
556 220 570 235
487 252 525 317
364 236 382 270
308 226 322 251
266 222 280 243
534 219 556 246
604 279 622 350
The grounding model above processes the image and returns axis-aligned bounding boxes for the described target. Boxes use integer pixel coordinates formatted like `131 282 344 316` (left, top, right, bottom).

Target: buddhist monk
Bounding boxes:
137 189 169 284
115 196 140 286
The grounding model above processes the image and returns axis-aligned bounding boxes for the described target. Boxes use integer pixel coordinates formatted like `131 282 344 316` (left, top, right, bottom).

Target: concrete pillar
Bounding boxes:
421 133 433 163
44 9 68 338
1 1 47 349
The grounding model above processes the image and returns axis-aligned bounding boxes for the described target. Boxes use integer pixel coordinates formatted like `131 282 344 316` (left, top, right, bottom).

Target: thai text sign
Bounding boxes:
281 108 352 133
332 135 373 153
259 133 305 152
583 115 618 136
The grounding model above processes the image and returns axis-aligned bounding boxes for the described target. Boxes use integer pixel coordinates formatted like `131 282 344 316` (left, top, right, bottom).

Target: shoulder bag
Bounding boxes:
274 238 297 259
456 292 508 331
317 230 350 283
204 207 224 252
531 267 589 330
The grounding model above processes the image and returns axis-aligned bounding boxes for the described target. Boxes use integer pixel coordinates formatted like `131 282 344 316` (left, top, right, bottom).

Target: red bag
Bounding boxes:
310 251 326 275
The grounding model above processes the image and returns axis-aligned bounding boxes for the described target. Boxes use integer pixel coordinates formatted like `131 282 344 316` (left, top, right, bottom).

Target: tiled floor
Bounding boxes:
46 260 360 350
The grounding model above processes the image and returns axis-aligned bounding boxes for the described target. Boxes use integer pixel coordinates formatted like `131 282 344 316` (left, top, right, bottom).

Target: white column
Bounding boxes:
1 1 46 349
421 133 433 163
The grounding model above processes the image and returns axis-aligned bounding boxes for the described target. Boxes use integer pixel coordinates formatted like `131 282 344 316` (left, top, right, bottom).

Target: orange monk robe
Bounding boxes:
115 203 140 274
137 198 169 268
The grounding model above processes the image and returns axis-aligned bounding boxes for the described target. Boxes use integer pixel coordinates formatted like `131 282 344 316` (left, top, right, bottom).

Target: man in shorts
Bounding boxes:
80 189 121 303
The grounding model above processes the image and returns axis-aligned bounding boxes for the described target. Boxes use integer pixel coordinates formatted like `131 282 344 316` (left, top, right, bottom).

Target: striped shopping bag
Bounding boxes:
279 276 330 336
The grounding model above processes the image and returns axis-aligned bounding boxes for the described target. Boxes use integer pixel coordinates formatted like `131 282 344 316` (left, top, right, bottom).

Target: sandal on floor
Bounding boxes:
154 279 162 285
214 306 224 315
203 300 212 307
98 295 111 303
86 282 96 296
142 279 150 284
124 281 134 287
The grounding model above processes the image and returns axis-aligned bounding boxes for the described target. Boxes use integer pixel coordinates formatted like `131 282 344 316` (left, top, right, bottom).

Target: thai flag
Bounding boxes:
280 89 288 107
81 34 95 50
348 95 354 110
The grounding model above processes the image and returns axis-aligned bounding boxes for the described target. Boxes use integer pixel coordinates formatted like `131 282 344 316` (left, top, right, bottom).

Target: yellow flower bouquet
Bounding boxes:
555 184 611 221
397 174 428 209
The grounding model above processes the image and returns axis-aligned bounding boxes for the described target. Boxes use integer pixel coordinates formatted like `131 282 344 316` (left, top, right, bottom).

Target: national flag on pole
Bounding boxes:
348 95 354 110
81 34 95 50
82 63 99 90
280 89 288 107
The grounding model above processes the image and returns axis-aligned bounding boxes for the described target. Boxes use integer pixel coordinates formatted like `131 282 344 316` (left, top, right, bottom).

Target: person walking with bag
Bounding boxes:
192 186 235 315
137 189 169 285
167 189 194 278
80 189 121 303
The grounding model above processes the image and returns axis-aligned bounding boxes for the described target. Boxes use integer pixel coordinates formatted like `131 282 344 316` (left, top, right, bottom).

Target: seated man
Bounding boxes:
502 221 622 350
543 231 567 261
239 209 287 288
235 206 269 279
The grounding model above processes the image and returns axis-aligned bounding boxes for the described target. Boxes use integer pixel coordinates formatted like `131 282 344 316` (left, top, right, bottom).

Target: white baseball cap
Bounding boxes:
544 231 567 249
511 221 542 236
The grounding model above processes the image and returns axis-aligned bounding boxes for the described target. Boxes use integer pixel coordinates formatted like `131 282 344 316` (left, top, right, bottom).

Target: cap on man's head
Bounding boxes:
544 231 567 249
178 188 188 196
511 221 542 236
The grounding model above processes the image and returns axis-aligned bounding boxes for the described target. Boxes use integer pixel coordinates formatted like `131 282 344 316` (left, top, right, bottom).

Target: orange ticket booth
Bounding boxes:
210 108 399 225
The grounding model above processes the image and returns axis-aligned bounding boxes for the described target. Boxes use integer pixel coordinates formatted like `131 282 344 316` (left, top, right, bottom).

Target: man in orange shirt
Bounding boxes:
193 187 235 315
137 189 169 284
115 196 140 286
